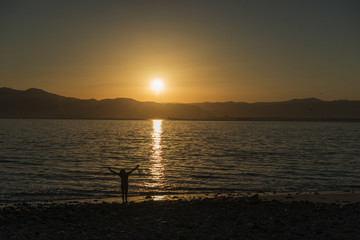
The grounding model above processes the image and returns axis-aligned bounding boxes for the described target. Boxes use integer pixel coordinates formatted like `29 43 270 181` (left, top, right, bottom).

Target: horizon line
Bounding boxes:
1 86 359 104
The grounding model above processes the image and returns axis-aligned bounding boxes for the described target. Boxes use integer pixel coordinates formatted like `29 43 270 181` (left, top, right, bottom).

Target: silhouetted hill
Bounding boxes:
0 88 208 119
194 98 360 120
1 87 359 121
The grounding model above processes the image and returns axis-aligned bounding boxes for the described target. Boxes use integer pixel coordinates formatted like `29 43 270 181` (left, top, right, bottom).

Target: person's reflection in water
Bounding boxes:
108 165 139 203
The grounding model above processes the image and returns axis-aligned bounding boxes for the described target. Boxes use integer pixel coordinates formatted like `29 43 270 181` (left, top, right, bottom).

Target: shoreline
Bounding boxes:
1 192 360 239
2 191 359 208
108 191 360 205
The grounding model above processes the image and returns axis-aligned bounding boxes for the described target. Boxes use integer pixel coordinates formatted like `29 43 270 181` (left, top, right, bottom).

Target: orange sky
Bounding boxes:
1 1 359 103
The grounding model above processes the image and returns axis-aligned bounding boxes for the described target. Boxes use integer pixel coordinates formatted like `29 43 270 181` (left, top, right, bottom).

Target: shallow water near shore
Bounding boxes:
1 119 360 203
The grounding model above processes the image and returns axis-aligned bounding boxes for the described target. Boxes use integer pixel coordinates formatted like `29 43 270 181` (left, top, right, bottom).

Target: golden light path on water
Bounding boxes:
145 119 165 189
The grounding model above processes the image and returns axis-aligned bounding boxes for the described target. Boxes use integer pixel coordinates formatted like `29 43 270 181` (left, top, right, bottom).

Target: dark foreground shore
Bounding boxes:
1 196 360 240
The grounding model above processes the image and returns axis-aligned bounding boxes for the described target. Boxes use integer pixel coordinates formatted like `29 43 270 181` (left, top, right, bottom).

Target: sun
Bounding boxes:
151 79 164 94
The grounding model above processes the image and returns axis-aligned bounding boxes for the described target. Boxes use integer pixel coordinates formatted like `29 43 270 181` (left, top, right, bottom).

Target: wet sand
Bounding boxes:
1 193 360 240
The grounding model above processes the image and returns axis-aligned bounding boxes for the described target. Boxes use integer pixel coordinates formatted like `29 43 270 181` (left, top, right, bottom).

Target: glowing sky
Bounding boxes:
1 1 359 102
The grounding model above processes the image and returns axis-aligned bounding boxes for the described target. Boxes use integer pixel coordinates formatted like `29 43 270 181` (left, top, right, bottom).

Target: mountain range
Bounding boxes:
1 87 359 121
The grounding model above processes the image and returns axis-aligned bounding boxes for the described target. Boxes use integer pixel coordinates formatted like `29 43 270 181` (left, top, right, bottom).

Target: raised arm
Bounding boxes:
108 167 120 176
127 165 139 175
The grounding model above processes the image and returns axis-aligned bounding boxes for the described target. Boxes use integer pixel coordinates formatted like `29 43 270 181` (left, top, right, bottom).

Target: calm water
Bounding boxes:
0 119 359 203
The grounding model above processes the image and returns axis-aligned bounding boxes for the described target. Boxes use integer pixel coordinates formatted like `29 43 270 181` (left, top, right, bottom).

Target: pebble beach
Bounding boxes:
1 193 360 240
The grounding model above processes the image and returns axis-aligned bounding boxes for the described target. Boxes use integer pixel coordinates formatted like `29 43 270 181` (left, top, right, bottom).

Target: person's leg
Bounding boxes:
121 185 125 203
125 187 128 202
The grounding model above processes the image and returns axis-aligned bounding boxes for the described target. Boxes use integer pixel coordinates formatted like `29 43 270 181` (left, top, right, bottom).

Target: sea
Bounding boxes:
0 119 359 203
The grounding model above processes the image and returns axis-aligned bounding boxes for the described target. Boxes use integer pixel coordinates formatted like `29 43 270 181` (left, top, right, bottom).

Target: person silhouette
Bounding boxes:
108 165 139 203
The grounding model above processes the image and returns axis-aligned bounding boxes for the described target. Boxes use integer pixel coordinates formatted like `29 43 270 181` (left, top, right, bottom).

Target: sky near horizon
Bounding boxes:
1 1 359 103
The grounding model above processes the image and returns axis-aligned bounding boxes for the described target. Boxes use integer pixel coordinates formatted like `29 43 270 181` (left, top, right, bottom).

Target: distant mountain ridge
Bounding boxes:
1 87 359 121
0 87 208 119
194 98 360 120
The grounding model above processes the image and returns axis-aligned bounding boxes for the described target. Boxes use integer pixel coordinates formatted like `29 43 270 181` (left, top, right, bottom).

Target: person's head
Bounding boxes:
120 169 126 176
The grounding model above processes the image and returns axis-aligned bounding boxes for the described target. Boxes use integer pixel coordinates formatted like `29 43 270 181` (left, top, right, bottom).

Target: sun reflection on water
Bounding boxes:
152 195 165 201
146 119 165 188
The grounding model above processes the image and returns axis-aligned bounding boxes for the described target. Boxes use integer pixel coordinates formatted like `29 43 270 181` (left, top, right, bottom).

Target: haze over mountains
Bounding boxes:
1 87 359 121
